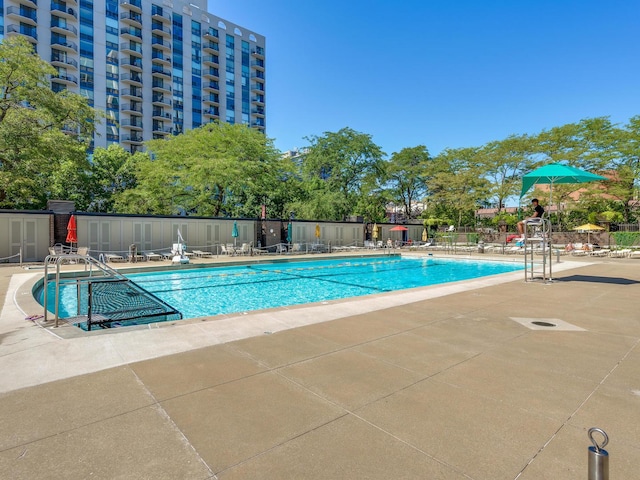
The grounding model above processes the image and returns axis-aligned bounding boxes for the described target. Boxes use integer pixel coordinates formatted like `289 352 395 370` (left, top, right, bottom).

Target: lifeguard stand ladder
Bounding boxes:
523 217 553 283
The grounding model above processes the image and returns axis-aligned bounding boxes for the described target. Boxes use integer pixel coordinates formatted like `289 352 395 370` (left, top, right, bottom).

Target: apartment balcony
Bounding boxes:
120 41 142 56
251 121 266 130
251 46 265 58
120 119 143 131
251 96 265 106
203 41 219 54
203 94 219 106
121 134 144 144
202 55 219 66
250 83 265 93
151 24 171 37
251 72 265 81
19 0 38 8
151 81 171 94
51 52 78 70
151 65 171 79
50 20 78 37
152 123 172 135
151 93 172 107
151 51 171 66
120 26 142 41
66 0 78 6
121 103 143 115
152 109 171 121
6 24 38 42
203 67 219 80
203 108 219 119
251 59 265 71
120 73 142 86
203 27 219 41
251 107 265 117
203 81 220 92
50 38 78 53
121 88 142 100
151 9 171 23
7 6 38 26
119 11 142 28
119 0 142 13
151 37 171 51
121 57 143 72
51 73 78 86
50 3 78 20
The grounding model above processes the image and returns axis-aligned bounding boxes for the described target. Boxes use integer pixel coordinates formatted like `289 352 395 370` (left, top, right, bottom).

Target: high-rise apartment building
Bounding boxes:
0 0 266 152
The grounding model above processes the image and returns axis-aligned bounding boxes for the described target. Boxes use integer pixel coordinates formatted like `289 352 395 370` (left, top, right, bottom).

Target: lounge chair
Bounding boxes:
192 250 214 258
105 253 125 263
145 252 163 261
239 243 251 255
609 249 632 258
76 247 89 257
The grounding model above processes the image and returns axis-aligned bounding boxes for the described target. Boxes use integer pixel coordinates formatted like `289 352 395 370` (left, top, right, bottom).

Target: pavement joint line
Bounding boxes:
212 412 351 478
514 334 640 479
127 366 217 479
269 367 478 480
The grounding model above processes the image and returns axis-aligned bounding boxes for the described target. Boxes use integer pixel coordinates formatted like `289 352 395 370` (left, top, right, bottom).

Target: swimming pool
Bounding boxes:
43 256 523 325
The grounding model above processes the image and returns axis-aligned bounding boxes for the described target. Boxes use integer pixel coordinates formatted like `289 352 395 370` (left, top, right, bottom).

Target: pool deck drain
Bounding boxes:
510 317 587 331
1 254 640 479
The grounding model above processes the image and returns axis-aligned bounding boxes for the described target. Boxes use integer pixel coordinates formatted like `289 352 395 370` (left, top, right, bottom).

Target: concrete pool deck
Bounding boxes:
0 253 639 479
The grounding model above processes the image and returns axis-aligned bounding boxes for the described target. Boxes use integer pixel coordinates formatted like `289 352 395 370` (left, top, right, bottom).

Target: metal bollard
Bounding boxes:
588 427 609 480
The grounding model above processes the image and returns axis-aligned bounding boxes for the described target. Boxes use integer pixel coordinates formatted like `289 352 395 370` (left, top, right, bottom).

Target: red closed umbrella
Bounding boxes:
66 215 78 247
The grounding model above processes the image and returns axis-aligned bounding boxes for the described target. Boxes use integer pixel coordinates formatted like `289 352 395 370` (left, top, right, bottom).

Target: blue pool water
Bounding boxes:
45 256 523 321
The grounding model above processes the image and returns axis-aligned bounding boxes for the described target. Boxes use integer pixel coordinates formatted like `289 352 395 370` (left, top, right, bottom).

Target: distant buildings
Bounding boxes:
0 0 266 152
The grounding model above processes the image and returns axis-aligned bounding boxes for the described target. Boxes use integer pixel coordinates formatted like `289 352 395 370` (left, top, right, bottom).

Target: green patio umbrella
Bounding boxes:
520 163 607 205
287 221 292 244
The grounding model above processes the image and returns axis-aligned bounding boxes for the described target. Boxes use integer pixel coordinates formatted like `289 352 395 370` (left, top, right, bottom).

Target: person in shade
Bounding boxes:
517 198 544 236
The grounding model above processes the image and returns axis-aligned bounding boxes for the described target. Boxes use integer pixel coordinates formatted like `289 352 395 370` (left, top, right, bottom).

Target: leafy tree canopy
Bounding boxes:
0 36 97 209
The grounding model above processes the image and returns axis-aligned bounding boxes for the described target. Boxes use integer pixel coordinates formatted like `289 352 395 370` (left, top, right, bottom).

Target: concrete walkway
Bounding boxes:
0 255 639 479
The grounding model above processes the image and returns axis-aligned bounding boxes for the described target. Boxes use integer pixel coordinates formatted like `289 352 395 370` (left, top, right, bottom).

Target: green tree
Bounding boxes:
479 134 535 212
89 144 142 212
296 127 385 221
115 122 285 216
601 116 640 222
426 148 491 228
385 145 430 219
0 36 97 209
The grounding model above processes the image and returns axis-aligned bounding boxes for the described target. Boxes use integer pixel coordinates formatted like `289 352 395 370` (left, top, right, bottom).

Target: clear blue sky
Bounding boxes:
208 0 639 157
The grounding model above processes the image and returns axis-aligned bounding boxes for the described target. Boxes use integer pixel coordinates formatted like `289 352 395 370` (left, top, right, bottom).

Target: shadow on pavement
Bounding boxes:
555 275 640 285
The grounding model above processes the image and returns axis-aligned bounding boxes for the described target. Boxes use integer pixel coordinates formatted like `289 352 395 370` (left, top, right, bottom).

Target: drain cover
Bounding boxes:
531 321 556 327
510 317 586 331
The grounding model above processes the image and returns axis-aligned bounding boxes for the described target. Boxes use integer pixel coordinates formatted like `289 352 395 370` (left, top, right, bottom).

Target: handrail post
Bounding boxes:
87 281 93 331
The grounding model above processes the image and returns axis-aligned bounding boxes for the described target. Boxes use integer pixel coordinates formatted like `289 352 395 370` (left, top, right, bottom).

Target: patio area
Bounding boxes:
0 254 638 479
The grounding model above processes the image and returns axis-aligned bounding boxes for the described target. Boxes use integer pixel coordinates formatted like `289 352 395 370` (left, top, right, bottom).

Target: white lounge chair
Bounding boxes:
609 249 632 258
192 250 214 258
105 253 125 263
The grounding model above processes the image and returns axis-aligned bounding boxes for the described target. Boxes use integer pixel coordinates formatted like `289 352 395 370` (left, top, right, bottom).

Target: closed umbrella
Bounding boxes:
315 223 320 242
372 223 378 240
66 215 77 250
287 221 292 244
232 220 239 247
421 228 428 242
